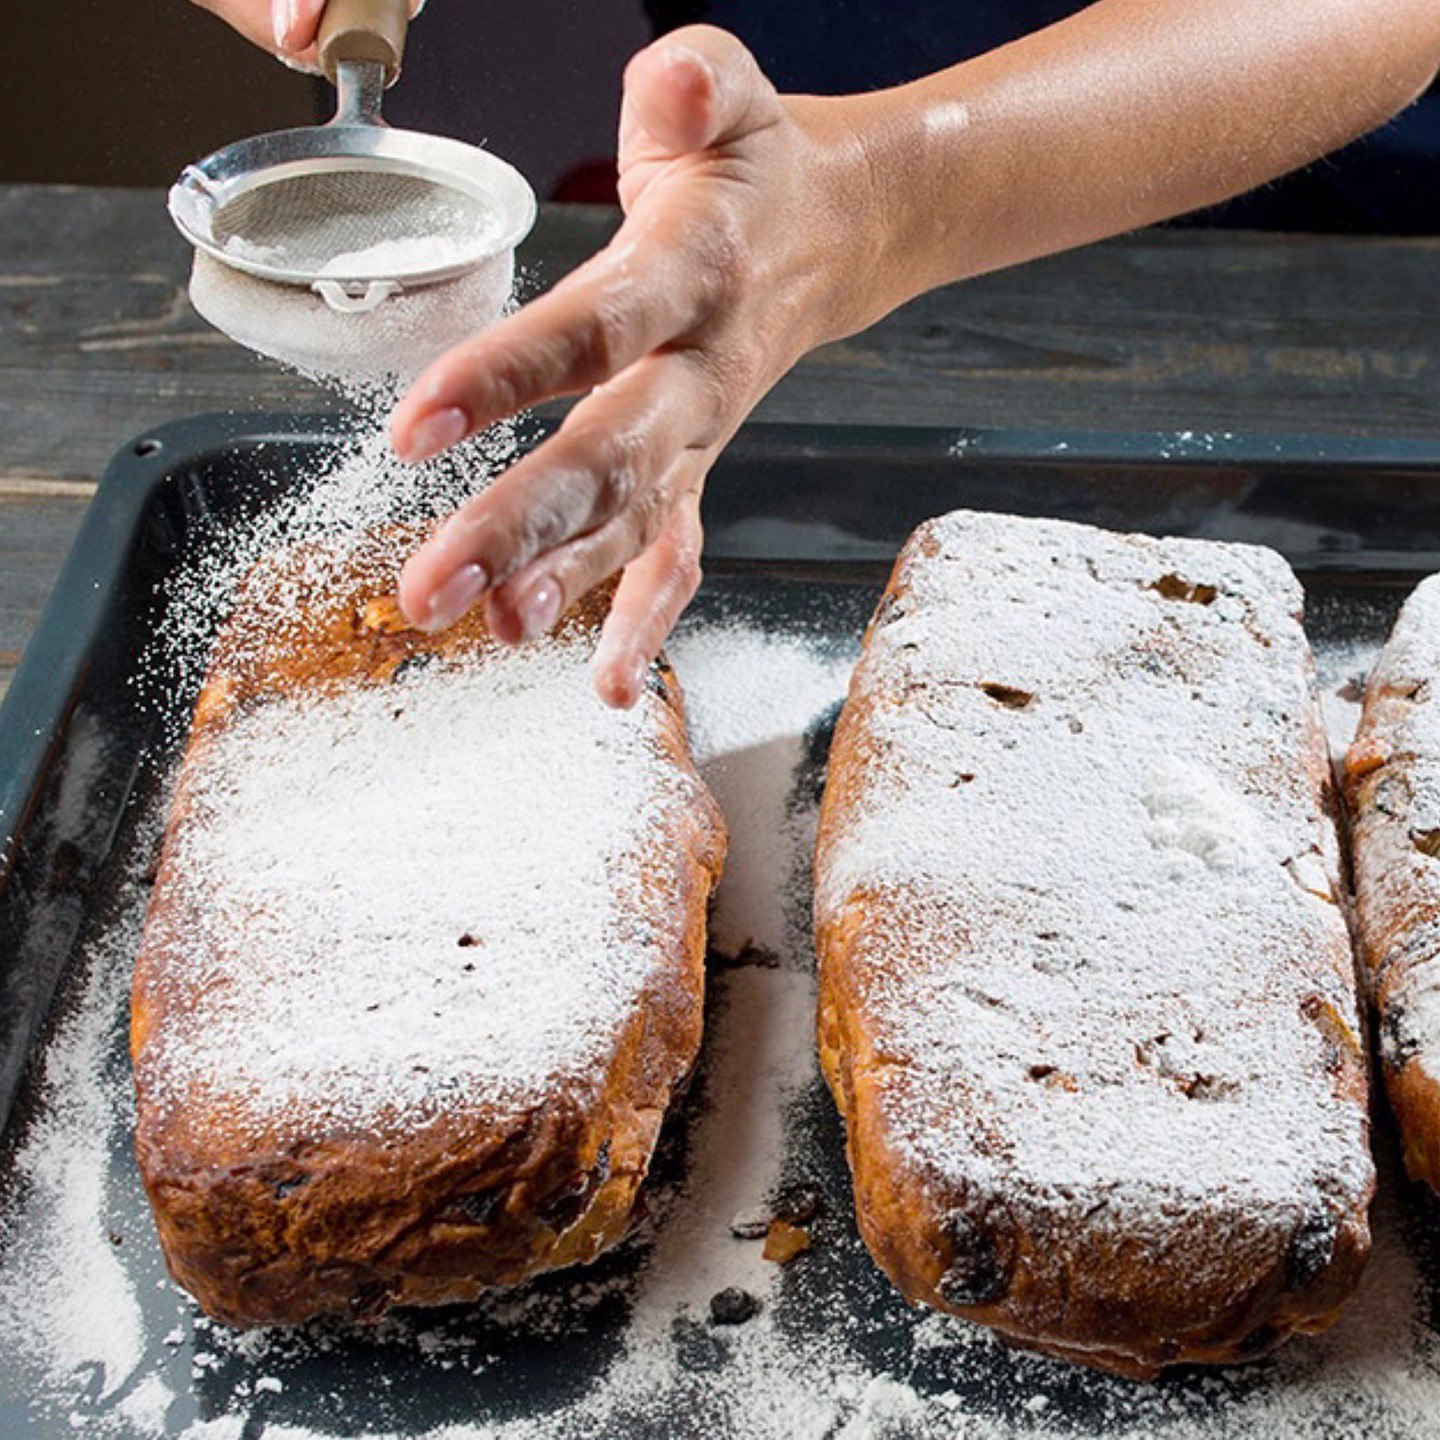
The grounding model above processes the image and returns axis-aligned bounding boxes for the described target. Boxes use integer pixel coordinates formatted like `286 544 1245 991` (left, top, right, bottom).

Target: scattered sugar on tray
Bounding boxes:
142 639 699 1131
117 1373 176 1432
667 622 856 963
835 1376 928 1438
617 966 817 1325
0 900 145 1401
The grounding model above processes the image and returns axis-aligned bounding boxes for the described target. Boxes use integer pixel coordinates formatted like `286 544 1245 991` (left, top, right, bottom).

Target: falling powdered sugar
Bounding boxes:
147 411 519 742
176 178 523 698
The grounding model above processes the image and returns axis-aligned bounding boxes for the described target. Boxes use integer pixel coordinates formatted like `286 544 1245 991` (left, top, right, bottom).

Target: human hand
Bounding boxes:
188 0 425 71
390 26 892 708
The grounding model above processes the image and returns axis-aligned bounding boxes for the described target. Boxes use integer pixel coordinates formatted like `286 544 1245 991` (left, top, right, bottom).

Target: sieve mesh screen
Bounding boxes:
212 169 499 280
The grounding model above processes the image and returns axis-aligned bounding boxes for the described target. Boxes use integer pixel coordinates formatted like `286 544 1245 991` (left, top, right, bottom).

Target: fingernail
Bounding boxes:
421 563 488 633
517 577 564 641
593 646 647 708
401 406 469 463
619 652 649 704
271 0 299 50
667 43 713 82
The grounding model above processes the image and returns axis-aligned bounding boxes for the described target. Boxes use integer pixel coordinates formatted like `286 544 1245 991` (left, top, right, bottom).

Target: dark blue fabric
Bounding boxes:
646 0 1440 233
692 0 1080 92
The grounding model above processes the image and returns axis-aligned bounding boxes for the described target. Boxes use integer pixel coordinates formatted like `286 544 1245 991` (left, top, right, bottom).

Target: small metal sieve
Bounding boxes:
168 0 535 315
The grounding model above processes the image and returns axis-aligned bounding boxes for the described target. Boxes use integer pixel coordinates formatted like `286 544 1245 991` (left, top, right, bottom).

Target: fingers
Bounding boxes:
396 349 722 631
479 464 707 708
390 213 719 463
478 442 701 650
591 481 707 709
623 25 781 156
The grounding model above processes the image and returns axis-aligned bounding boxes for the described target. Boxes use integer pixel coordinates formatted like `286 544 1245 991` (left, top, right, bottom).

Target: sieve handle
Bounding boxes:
318 0 409 86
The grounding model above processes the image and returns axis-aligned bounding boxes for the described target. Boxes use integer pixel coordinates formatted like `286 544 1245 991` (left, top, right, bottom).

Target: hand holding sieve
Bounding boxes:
168 0 535 315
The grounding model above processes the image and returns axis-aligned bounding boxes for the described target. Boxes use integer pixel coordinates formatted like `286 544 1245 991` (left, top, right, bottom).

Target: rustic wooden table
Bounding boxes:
4 182 1440 699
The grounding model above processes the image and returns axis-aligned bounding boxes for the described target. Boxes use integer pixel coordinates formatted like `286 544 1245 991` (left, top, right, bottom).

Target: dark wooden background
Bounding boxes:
3 184 1440 697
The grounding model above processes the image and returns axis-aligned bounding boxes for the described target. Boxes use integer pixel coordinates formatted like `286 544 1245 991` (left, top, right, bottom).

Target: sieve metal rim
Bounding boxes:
168 124 537 289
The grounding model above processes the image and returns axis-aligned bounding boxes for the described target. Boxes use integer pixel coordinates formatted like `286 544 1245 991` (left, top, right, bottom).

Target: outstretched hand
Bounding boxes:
390 27 885 708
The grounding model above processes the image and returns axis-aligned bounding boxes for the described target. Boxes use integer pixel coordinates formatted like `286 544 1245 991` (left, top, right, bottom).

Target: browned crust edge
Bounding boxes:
815 521 1372 1380
1346 621 1440 1197
131 546 726 1327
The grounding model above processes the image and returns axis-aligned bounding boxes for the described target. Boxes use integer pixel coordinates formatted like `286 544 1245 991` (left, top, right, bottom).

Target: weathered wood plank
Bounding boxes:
7 183 1440 689
0 478 97 499
6 187 1440 496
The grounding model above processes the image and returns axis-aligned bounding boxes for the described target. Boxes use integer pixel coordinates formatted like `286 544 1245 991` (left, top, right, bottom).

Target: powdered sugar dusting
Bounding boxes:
167 227 521 727
1361 574 1440 831
1348 574 1440 1088
0 905 144 1400
141 638 694 1134
817 511 1371 1242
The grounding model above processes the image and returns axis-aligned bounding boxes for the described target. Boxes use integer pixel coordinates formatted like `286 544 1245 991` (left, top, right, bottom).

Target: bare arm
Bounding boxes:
853 0 1440 307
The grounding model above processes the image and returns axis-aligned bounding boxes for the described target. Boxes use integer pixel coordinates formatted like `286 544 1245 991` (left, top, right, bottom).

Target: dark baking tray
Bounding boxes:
2 415 1440 1438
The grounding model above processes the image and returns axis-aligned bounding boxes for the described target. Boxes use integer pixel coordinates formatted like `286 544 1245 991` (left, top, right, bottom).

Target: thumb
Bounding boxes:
623 24 781 156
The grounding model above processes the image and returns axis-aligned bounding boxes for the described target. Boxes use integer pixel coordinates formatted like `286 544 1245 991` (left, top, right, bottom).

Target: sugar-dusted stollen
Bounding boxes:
814 510 1374 1379
131 537 726 1327
1347 574 1440 1192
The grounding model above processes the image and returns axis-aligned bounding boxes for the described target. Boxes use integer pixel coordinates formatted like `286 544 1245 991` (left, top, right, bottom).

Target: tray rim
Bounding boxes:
4 413 1440 1431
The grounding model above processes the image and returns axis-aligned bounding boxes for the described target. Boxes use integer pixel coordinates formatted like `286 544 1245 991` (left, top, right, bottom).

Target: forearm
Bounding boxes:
817 0 1440 329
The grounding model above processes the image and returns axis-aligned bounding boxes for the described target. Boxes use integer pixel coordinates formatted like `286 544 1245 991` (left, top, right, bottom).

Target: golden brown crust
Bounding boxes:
131 536 725 1327
815 511 1373 1380
1346 575 1440 1195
